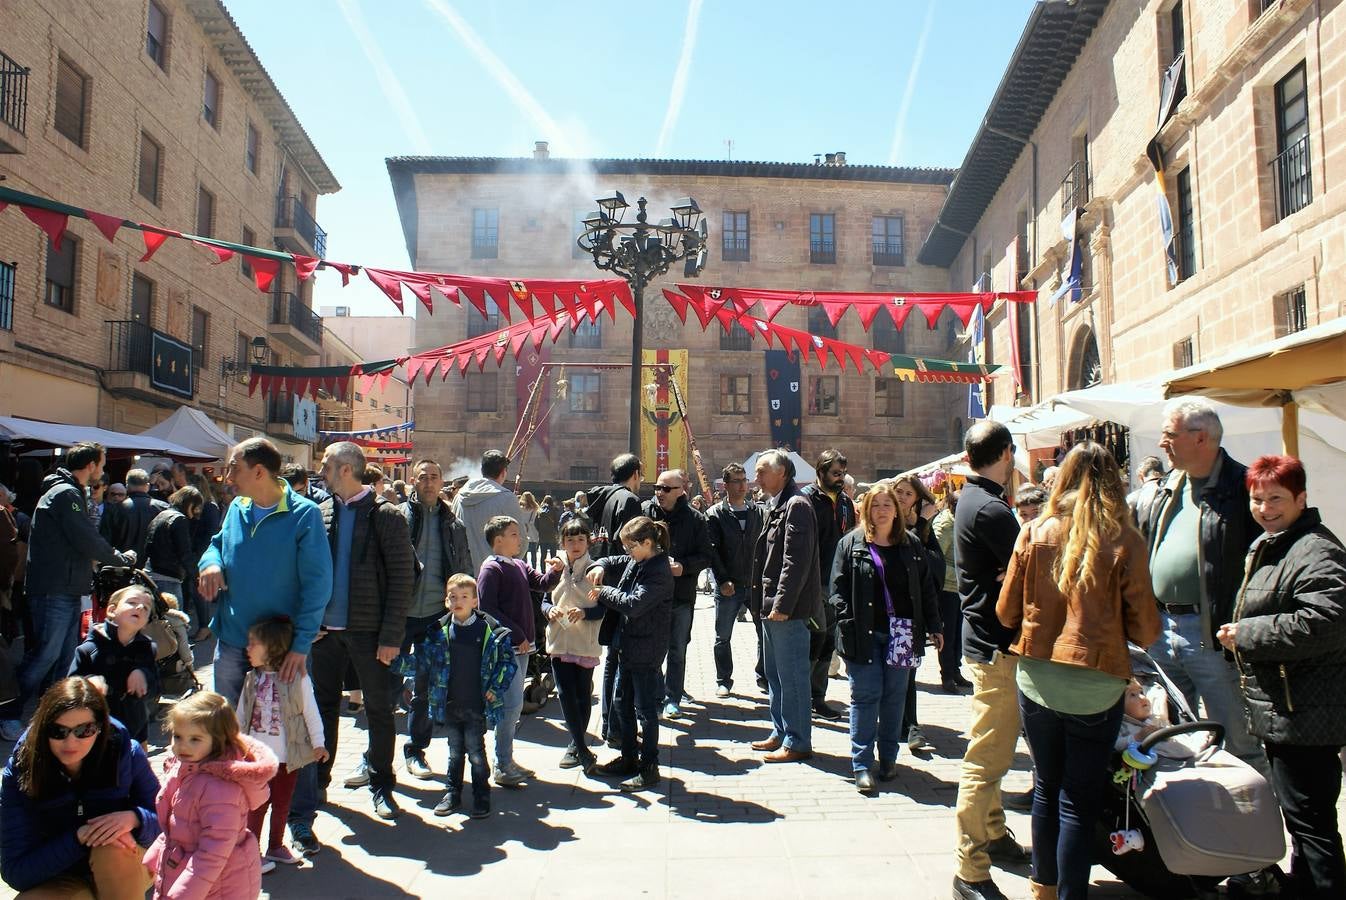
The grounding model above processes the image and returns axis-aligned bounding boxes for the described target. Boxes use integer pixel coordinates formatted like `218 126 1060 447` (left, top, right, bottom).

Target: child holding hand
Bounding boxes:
236 617 326 870
543 519 605 774
68 585 159 742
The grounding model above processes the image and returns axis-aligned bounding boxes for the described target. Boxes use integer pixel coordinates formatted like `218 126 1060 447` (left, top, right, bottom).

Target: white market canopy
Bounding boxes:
743 449 816 485
137 406 233 461
0 416 215 461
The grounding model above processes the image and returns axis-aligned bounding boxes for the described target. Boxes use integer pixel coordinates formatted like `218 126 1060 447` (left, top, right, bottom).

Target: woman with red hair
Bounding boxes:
1218 454 1346 898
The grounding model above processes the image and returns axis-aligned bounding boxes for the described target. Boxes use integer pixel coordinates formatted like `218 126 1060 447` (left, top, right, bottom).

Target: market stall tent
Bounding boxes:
743 450 816 486
137 406 233 461
0 416 215 461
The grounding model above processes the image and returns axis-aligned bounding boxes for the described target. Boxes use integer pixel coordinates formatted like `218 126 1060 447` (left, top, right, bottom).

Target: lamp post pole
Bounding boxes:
627 279 645 450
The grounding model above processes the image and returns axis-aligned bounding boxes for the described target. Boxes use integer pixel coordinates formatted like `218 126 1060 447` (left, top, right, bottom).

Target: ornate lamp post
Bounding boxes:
578 193 708 449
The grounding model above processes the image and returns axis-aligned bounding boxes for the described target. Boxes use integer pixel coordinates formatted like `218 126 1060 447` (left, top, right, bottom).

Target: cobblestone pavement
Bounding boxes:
7 593 1344 899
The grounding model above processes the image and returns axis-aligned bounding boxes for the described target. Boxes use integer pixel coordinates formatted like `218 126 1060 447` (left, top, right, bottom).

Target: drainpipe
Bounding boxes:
985 125 1040 405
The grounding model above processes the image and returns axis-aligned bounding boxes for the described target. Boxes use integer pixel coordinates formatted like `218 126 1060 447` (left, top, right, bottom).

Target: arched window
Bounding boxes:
1068 326 1102 390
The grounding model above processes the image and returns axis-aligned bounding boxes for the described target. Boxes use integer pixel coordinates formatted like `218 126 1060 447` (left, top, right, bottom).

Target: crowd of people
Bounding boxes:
0 394 1341 898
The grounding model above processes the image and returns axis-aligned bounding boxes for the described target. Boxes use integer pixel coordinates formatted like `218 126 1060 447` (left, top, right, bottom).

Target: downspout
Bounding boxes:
985 125 1040 405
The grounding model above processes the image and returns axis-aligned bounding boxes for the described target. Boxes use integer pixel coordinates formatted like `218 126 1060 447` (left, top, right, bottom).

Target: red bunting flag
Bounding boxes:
293 255 320 282
85 210 125 245
20 205 69 251
192 240 234 264
248 256 281 293
139 227 178 262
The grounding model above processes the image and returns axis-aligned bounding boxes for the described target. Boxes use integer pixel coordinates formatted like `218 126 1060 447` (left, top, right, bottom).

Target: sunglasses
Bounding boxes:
47 720 100 741
653 485 681 493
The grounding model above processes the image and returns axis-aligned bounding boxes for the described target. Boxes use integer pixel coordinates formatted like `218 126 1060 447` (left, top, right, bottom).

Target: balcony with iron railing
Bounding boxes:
274 196 327 257
105 319 195 400
1060 159 1089 216
722 237 750 262
268 291 323 355
0 49 28 153
871 241 905 267
1270 134 1312 222
809 240 836 264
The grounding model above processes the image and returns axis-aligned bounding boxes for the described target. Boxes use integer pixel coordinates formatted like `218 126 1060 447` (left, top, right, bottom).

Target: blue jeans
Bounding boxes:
761 617 812 752
1149 613 1269 775
3 594 82 719
446 712 490 799
212 640 250 709
663 601 694 705
847 633 913 771
401 613 444 758
713 588 748 688
1019 691 1124 900
493 650 528 769
615 665 661 767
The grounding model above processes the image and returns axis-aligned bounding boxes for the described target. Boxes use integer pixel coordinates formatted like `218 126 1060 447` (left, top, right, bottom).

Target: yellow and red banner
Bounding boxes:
640 349 688 477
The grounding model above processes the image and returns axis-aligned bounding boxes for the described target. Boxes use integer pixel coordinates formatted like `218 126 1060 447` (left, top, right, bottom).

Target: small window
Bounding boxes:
569 317 602 349
235 331 249 370
719 374 751 415
146 1 168 70
720 320 753 351
570 465 599 482
203 69 220 129
1273 285 1308 337
871 313 905 355
370 397 377 409
871 216 905 266
191 306 208 370
131 273 154 324
196 186 215 238
44 235 78 312
723 211 750 261
466 372 499 412
240 226 255 277
54 56 88 148
471 208 499 259
809 213 835 264
245 122 259 174
1169 1 1187 105
354 391 364 402
137 132 162 205
1172 336 1194 368
569 372 601 413
467 298 501 338
1271 62 1311 221
808 376 839 416
808 307 837 341
875 378 905 417
1175 167 1196 281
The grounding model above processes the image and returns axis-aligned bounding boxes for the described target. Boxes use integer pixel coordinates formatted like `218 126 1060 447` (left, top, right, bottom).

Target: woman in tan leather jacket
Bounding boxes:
996 442 1160 900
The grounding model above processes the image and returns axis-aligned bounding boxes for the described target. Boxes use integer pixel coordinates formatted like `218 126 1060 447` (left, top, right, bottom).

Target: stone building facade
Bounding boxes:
0 0 336 459
388 155 965 485
919 0 1345 411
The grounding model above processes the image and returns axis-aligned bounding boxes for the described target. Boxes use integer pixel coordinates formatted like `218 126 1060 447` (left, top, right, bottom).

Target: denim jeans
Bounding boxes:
808 601 839 703
1019 690 1125 899
212 640 250 709
1265 741 1346 898
400 613 445 758
937 590 963 679
600 646 620 740
493 650 528 769
552 659 596 755
847 632 913 771
6 594 82 718
615 665 661 767
446 712 490 800
149 573 184 619
762 617 812 752
713 588 748 688
1149 613 1268 775
663 601 694 705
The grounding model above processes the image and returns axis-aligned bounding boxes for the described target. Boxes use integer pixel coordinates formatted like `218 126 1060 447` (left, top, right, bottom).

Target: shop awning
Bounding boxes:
1163 318 1346 403
0 416 216 460
137 407 233 461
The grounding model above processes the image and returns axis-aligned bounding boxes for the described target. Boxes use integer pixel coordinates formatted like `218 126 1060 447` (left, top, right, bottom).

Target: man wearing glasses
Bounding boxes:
706 463 764 697
642 469 712 719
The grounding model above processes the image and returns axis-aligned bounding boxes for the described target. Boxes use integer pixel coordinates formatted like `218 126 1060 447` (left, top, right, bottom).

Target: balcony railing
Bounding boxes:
274 196 327 257
0 260 14 331
810 240 836 264
1060 159 1089 214
470 238 498 259
722 237 750 262
271 292 323 347
1270 134 1312 222
106 319 194 397
0 50 27 135
872 241 905 267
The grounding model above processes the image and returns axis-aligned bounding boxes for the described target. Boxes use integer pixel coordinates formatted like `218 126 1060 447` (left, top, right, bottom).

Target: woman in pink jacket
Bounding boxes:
145 692 278 900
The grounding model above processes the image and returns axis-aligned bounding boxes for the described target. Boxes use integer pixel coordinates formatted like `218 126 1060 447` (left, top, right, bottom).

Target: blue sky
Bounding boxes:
227 0 1038 317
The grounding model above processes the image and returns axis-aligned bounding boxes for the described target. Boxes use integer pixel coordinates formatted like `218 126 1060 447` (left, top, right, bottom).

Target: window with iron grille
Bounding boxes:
723 211 750 261
720 320 753 351
131 273 154 324
472 208 499 258
467 298 500 338
245 122 259 174
570 465 599 482
54 56 88 148
203 69 220 128
1173 336 1194 368
44 235 77 312
1274 285 1308 337
1271 62 1311 221
466 372 498 412
241 227 255 278
236 331 249 371
569 317 601 349
808 376 839 416
146 2 168 69
1175 167 1196 281
871 216 904 266
196 186 214 238
808 307 837 341
569 372 601 413
874 378 905 417
137 132 161 205
719 374 751 414
0 260 15 332
871 312 905 355
191 306 208 370
809 213 835 264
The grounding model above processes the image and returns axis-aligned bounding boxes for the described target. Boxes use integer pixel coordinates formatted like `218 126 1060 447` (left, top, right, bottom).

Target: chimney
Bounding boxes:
835 151 846 166
824 152 837 166
534 141 550 159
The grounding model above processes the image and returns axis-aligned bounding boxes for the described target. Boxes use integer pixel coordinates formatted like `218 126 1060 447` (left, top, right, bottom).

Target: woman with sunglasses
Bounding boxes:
0 677 160 897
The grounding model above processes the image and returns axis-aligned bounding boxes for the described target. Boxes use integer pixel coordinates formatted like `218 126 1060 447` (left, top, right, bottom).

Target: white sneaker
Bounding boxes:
0 720 22 743
260 857 276 874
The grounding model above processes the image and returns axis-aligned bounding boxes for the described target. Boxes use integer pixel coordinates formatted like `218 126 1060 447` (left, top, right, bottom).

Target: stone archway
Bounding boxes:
1067 325 1103 390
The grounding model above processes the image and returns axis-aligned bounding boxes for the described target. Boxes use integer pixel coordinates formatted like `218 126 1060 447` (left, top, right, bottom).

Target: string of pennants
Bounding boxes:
316 421 414 439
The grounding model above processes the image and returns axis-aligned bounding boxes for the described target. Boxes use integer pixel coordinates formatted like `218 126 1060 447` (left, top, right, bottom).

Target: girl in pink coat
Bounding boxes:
144 692 278 900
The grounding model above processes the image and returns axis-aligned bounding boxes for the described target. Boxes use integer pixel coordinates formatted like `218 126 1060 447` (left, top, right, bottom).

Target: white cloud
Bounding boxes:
887 0 936 166
656 0 705 157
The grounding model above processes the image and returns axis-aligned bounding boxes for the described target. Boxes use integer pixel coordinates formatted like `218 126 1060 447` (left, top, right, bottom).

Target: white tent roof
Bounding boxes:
0 416 215 460
138 407 233 461
743 450 816 485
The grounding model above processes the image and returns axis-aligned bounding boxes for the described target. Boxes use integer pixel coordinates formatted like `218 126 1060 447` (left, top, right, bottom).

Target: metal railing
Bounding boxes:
470 238 498 259
267 391 295 425
106 320 194 397
1060 159 1089 214
1270 134 1312 221
720 323 753 351
274 196 327 257
0 260 14 330
809 240 836 264
722 237 750 261
871 241 904 267
270 291 324 346
0 50 27 135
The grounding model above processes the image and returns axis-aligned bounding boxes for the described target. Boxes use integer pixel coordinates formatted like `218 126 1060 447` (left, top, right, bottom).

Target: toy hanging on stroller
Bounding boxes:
85 565 201 699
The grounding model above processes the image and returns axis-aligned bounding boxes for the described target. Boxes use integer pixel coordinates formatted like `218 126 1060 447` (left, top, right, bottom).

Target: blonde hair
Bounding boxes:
855 481 907 544
1044 441 1137 593
106 585 153 615
167 692 246 762
446 573 477 596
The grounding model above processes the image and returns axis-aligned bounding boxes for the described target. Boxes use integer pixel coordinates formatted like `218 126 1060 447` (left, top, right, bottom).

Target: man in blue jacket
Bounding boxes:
198 438 333 711
0 442 133 741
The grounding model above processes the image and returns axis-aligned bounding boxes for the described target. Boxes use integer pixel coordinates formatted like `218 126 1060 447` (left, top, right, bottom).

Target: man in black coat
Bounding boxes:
644 469 712 718
801 448 855 719
705 462 763 696
99 468 167 563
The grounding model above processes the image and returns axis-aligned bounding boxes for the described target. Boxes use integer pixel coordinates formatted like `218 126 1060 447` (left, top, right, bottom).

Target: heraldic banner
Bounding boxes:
764 349 803 452
515 344 551 458
640 349 689 477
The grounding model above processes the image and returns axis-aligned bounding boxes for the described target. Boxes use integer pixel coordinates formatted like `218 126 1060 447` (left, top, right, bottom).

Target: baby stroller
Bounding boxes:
86 565 201 699
1094 645 1285 898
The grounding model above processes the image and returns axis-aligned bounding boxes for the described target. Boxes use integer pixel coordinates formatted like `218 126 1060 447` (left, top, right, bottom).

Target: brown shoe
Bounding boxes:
750 736 783 752
763 747 812 763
